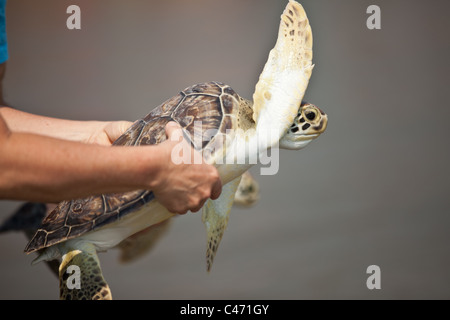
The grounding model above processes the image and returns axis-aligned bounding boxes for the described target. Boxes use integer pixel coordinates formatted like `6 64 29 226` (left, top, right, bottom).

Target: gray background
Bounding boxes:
1 0 449 299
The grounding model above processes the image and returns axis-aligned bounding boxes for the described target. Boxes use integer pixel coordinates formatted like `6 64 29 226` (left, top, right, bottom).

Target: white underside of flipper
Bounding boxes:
252 0 314 150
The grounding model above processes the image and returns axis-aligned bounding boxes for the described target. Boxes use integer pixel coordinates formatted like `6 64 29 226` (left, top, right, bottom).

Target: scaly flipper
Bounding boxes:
59 241 112 300
252 0 313 147
202 177 241 272
0 202 61 277
233 171 260 207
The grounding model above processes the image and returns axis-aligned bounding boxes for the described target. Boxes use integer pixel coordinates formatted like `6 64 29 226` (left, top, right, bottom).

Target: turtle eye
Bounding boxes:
302 106 321 123
305 110 317 121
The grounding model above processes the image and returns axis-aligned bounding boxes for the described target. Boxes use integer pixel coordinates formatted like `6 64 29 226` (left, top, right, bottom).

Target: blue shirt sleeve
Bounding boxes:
0 0 8 64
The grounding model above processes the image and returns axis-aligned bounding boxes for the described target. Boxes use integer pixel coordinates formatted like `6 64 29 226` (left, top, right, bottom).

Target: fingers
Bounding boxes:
190 198 208 213
188 173 221 212
104 121 133 143
166 197 206 215
118 121 133 134
156 172 221 215
210 178 222 200
164 121 183 141
155 121 222 214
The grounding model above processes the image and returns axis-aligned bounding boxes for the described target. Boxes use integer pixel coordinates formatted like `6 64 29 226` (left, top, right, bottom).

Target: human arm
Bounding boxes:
0 111 221 213
0 106 131 146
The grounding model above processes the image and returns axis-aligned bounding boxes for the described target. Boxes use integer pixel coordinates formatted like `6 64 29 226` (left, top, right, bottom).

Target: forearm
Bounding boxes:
0 131 162 202
0 106 107 142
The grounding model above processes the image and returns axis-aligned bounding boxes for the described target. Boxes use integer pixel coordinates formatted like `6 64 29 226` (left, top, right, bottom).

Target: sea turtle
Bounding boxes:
23 0 327 300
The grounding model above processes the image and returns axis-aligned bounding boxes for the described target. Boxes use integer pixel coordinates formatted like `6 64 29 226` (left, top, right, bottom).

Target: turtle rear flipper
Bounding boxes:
0 202 61 277
202 177 241 272
59 241 112 300
0 202 47 235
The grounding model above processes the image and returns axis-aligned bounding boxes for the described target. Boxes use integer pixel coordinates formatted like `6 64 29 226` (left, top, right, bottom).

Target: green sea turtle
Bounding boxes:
21 0 326 299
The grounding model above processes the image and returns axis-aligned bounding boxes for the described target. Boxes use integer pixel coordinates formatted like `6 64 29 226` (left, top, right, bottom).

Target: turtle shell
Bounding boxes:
25 81 240 253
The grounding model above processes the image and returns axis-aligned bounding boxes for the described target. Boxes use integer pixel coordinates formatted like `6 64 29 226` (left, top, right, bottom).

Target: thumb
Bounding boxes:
104 121 133 143
114 121 133 137
165 121 183 142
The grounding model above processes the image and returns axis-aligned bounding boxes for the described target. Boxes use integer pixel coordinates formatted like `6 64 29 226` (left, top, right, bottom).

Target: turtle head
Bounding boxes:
279 102 327 150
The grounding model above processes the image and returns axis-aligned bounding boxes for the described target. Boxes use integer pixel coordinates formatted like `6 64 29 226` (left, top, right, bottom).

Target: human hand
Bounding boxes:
85 121 133 146
151 122 222 214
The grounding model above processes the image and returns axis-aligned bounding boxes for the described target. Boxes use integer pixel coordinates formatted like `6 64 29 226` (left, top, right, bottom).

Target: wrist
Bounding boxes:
131 144 168 191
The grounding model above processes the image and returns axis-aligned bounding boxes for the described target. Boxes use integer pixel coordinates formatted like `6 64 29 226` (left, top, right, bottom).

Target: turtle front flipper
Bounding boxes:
202 177 241 272
59 241 112 300
252 0 313 148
